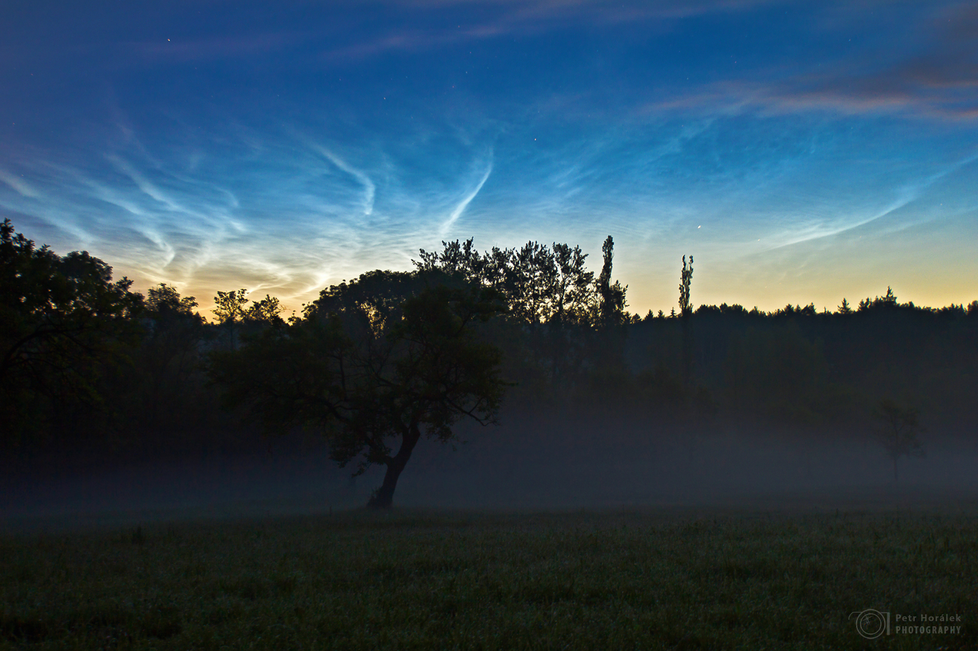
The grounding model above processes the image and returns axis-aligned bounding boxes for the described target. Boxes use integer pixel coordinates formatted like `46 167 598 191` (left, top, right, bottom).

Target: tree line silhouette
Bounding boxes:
3 218 975 504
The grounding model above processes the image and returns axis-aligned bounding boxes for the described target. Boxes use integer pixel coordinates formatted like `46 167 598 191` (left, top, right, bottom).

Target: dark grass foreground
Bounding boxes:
1 508 976 650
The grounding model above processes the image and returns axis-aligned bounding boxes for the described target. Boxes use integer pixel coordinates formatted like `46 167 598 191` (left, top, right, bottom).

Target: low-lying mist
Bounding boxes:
3 409 976 532
405 423 976 509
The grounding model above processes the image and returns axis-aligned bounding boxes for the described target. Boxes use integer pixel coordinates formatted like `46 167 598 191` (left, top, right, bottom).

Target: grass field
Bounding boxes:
1 505 976 650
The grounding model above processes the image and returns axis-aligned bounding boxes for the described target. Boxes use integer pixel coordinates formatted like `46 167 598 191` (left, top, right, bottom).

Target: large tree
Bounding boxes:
130 283 206 434
1 218 142 442
415 238 605 396
596 236 627 329
679 254 694 385
210 269 507 508
415 238 596 326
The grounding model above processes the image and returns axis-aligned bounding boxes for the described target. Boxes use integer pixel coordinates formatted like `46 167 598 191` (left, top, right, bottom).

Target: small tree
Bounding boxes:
245 294 283 325
213 289 249 349
873 398 926 483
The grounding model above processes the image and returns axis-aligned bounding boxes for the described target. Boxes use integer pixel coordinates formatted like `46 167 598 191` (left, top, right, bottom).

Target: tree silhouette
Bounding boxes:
678 255 694 317
415 238 602 396
596 236 627 328
245 294 283 325
1 218 142 442
678 255 694 385
213 288 248 322
417 238 597 327
873 397 926 483
133 283 205 433
213 288 249 349
147 283 199 318
882 286 897 307
210 270 507 508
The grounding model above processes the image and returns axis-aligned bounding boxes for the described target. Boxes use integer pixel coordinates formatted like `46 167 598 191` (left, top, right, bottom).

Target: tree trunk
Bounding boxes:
893 457 899 484
681 315 693 389
368 423 422 509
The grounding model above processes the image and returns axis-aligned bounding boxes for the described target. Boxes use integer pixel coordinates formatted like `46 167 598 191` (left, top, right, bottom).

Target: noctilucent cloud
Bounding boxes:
2 0 976 317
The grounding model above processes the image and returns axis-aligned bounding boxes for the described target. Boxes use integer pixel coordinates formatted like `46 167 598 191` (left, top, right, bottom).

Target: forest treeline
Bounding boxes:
2 218 976 501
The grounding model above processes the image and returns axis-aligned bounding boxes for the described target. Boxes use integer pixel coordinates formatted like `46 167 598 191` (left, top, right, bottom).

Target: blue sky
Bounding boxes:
2 0 976 317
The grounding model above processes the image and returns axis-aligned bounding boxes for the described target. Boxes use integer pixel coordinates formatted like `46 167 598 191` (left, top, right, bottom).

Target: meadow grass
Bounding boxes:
1 507 976 649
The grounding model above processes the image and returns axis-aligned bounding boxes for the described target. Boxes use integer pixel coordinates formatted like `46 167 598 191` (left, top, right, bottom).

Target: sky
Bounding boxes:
1 0 977 318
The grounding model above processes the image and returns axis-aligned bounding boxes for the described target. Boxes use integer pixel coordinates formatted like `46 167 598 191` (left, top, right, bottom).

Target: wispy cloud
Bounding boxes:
105 154 183 211
440 150 493 237
642 77 978 124
639 3 978 121
384 0 779 21
755 148 978 254
5 0 976 316
0 169 39 198
305 143 376 217
321 0 780 63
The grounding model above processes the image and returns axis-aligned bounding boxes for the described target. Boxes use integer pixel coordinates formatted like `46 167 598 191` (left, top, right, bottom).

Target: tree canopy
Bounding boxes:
415 238 603 326
210 269 508 507
4 219 976 498
1 218 142 441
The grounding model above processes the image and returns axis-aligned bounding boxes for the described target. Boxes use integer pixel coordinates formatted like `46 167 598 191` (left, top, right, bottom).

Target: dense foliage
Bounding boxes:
1 219 142 445
3 219 976 503
210 270 508 507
